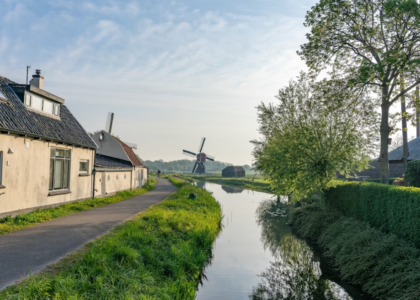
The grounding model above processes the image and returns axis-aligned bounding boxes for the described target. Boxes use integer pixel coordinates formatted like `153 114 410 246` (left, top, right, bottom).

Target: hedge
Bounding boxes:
406 160 420 187
324 182 420 247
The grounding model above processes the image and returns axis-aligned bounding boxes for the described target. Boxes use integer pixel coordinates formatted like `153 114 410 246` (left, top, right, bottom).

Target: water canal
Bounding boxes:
195 182 371 300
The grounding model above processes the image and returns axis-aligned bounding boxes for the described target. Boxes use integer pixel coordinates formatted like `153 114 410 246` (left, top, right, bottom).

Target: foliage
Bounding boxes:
252 73 377 202
406 160 420 187
298 0 420 183
0 178 157 236
324 182 420 247
289 204 420 300
1 179 222 300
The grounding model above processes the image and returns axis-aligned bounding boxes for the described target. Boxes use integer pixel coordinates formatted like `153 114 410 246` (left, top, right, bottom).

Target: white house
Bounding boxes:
0 70 98 217
91 130 148 197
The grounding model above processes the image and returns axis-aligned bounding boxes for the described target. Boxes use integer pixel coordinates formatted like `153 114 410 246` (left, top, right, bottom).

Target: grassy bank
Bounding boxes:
288 204 420 300
179 174 273 194
0 178 157 236
1 177 222 300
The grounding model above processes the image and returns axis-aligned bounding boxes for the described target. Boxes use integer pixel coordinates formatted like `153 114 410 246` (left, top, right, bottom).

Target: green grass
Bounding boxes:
288 204 420 300
0 176 222 300
179 174 273 194
0 178 157 236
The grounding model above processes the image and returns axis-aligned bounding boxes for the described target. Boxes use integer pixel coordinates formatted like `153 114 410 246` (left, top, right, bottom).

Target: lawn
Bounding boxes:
0 178 157 236
1 176 222 300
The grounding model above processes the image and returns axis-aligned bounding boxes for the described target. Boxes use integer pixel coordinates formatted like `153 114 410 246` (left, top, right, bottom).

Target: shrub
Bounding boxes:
289 204 420 300
406 160 420 187
324 182 420 247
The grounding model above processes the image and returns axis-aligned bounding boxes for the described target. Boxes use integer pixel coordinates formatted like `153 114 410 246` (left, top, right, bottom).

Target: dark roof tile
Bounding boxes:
95 155 133 168
0 76 96 148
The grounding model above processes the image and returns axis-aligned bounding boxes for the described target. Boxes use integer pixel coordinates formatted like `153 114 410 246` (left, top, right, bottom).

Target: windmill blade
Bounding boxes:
192 161 198 173
206 154 215 161
183 150 197 157
198 137 206 153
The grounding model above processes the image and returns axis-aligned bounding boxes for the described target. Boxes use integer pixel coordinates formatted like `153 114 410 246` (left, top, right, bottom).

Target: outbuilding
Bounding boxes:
222 166 246 178
91 130 148 197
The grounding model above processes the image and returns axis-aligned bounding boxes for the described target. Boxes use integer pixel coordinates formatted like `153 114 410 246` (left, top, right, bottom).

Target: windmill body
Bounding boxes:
183 138 215 174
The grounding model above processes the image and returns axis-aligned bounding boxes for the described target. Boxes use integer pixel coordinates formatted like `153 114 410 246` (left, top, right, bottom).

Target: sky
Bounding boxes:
1 0 415 165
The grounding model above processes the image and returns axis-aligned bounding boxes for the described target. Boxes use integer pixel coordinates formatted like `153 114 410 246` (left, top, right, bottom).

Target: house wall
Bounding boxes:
94 167 148 198
0 134 95 217
336 161 405 179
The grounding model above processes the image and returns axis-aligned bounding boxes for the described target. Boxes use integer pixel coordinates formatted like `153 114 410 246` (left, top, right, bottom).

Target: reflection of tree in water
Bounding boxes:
251 200 352 300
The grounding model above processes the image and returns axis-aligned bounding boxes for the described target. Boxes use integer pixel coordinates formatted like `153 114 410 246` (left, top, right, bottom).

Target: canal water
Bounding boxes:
195 182 370 300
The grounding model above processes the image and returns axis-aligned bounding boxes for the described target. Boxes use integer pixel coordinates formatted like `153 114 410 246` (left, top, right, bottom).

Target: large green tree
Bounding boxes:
298 0 420 183
252 74 378 201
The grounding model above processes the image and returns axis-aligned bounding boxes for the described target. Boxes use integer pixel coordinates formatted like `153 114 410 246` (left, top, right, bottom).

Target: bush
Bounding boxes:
289 205 420 300
406 160 420 187
324 182 420 247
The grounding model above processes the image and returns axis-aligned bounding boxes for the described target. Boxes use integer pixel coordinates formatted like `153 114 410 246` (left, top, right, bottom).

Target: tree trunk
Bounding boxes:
380 88 391 184
400 75 409 183
416 86 419 137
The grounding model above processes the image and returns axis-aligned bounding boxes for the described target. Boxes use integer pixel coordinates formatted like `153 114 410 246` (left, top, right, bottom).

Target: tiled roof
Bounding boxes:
115 138 143 167
95 155 133 168
388 136 420 161
0 76 97 149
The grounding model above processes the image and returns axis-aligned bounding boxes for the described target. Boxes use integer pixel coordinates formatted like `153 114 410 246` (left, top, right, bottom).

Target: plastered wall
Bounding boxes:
94 167 148 198
0 134 95 216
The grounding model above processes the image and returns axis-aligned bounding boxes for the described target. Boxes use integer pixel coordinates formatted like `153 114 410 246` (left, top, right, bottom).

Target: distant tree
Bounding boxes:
389 133 415 151
298 0 420 183
252 73 378 202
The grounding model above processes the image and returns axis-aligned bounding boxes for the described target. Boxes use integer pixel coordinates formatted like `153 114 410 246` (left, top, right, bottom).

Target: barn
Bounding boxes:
222 166 246 178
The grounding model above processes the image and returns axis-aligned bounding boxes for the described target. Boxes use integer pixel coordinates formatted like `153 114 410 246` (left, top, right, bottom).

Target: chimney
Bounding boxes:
29 69 44 89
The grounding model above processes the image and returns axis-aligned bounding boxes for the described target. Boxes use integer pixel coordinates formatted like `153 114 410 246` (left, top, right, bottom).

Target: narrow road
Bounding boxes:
0 178 175 291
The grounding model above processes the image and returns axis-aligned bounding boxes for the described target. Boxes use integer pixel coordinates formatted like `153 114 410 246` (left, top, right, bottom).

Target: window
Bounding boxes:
24 92 60 117
25 94 31 106
79 160 89 175
49 148 71 190
0 151 3 187
31 95 43 111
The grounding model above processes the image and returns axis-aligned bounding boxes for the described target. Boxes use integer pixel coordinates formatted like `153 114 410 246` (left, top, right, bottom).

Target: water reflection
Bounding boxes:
251 200 354 300
195 183 367 300
221 186 244 194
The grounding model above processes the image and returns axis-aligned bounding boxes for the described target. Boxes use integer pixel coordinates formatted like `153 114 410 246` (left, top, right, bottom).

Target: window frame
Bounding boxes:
24 92 61 117
0 151 3 188
79 159 89 175
49 148 71 191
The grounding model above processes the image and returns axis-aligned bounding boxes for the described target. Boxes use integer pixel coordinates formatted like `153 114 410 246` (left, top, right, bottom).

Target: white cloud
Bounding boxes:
0 0 311 164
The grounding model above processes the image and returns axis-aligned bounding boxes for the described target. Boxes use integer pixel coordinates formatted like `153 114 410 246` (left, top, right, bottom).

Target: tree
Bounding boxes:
298 0 420 183
252 73 378 202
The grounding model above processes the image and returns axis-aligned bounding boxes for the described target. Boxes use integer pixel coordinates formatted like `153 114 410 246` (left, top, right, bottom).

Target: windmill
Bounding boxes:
183 138 215 174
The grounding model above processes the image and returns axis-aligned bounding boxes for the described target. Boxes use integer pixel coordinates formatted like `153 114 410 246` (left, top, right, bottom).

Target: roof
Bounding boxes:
95 154 133 169
388 136 420 161
0 76 96 149
115 138 143 167
222 166 245 172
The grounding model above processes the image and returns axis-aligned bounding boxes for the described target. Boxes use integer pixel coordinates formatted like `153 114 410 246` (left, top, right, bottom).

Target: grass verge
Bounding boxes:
288 204 420 300
179 174 273 194
0 176 222 300
0 177 157 236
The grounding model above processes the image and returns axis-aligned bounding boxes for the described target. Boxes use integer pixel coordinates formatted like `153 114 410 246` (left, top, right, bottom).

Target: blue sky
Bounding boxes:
0 0 317 164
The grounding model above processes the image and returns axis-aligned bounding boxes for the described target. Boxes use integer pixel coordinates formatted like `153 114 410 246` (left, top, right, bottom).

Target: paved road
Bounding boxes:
0 178 175 291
